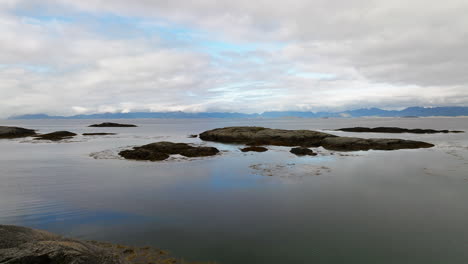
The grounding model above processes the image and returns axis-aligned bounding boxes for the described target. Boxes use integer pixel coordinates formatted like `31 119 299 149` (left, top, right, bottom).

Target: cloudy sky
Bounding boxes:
1 0 467 117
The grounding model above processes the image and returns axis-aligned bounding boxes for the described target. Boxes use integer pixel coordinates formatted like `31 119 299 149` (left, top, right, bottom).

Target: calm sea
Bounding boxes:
1 118 468 263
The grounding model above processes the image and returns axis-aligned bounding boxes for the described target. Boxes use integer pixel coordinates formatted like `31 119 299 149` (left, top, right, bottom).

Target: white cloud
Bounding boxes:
0 0 468 117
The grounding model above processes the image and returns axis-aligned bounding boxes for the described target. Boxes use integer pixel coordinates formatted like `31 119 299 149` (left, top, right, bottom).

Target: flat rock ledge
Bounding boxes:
337 127 464 134
119 141 220 161
0 225 206 264
0 126 36 139
34 131 77 141
200 126 434 151
89 122 137 127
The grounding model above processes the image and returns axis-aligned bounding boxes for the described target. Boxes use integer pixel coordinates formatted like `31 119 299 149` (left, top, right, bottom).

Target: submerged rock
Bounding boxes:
290 147 317 156
0 225 126 264
119 141 220 161
241 146 268 152
89 122 137 127
200 126 434 151
34 131 77 141
337 127 464 134
0 126 36 139
188 134 198 138
83 133 117 136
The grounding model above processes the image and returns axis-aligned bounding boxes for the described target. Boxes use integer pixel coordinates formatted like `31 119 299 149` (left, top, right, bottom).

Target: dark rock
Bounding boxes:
0 126 36 139
200 126 333 147
321 137 435 151
0 225 207 264
188 134 198 138
34 131 77 141
83 133 117 136
119 142 219 161
89 122 137 127
200 126 434 151
241 146 268 152
290 147 316 156
0 225 127 264
337 127 464 134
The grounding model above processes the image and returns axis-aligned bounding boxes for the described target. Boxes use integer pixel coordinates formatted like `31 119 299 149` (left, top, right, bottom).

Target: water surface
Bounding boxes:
1 118 468 263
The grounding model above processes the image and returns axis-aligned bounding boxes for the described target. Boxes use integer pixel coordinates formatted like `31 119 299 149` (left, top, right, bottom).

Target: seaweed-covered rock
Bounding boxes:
337 127 464 134
241 146 268 152
119 142 219 161
290 147 316 156
34 131 77 141
200 126 435 151
89 122 137 127
0 126 36 139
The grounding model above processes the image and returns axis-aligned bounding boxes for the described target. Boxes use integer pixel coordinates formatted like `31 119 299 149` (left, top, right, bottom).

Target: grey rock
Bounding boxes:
0 225 127 264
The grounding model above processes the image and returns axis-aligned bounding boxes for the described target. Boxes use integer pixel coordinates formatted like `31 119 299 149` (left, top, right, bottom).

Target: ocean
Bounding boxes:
1 117 468 263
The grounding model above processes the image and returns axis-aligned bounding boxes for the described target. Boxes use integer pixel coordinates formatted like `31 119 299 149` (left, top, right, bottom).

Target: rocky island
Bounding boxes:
0 126 36 139
199 126 435 151
0 225 206 264
119 141 220 161
83 133 117 136
34 131 77 141
89 122 137 127
337 127 464 134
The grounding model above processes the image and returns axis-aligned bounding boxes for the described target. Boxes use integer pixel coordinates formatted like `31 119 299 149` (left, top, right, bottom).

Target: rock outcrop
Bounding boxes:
290 147 317 156
89 123 137 127
241 146 268 152
0 225 127 264
337 127 464 134
200 126 434 151
0 126 36 139
83 133 116 136
0 225 208 264
119 141 220 161
200 126 333 147
34 131 77 141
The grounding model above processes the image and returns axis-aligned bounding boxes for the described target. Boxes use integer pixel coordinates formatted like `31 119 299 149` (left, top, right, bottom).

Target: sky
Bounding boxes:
1 0 467 117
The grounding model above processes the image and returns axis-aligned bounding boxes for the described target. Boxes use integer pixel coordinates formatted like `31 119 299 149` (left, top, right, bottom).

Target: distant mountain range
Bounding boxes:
9 106 468 119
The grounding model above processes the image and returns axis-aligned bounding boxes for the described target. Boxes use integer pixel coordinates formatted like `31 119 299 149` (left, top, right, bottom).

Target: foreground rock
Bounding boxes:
0 225 208 264
0 225 126 264
241 146 268 152
83 133 116 136
34 131 77 141
200 126 434 151
0 126 36 139
89 122 137 127
337 127 464 134
290 147 317 156
119 141 220 161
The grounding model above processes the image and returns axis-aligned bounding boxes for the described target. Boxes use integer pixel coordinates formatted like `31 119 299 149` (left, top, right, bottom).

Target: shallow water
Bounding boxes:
1 118 468 264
